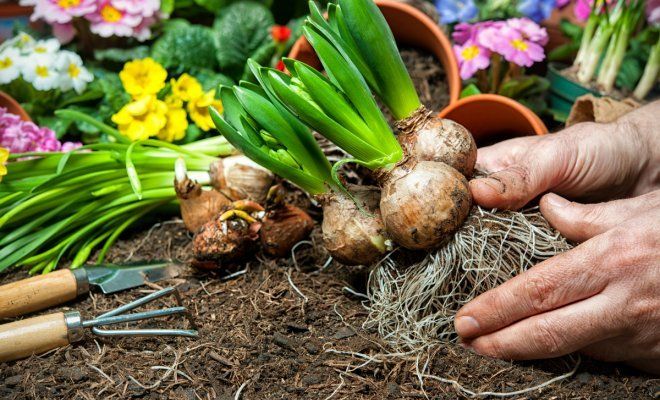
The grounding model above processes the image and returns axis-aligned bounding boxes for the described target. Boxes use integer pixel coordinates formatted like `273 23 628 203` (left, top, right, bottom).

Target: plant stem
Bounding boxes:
633 38 660 100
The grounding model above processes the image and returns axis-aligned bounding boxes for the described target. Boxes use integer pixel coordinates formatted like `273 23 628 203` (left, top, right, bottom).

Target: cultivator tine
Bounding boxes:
88 287 199 338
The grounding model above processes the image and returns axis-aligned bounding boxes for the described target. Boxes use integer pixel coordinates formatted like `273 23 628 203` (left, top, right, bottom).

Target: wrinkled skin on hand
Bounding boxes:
456 101 660 374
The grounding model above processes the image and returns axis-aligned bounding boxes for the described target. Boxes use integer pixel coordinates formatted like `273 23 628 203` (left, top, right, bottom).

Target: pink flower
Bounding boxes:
556 0 571 7
113 0 160 18
479 25 545 67
132 16 157 41
453 21 504 45
61 141 83 152
574 0 592 21
454 40 491 80
31 0 97 25
0 107 78 153
506 18 549 46
86 0 142 38
52 22 77 44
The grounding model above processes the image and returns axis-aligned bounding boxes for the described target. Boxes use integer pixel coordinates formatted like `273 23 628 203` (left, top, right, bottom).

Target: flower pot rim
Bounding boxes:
0 91 31 122
287 0 461 106
438 93 548 136
0 4 33 17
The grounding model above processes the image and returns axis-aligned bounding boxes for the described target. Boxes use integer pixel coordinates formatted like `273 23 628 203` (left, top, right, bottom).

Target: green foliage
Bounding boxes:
460 83 481 98
151 19 219 72
94 46 151 64
498 75 550 115
214 1 274 79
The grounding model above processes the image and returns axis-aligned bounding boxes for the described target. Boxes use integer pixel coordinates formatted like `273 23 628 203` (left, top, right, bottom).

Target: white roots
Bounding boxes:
365 206 573 352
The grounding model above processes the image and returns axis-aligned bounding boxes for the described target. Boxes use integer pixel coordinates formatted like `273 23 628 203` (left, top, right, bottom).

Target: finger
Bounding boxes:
540 191 660 242
454 237 611 339
469 165 547 210
467 293 621 360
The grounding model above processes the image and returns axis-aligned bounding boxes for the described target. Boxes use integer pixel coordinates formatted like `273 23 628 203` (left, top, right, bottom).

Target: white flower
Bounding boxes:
56 51 93 93
0 48 21 84
21 55 60 91
31 39 60 55
15 32 36 52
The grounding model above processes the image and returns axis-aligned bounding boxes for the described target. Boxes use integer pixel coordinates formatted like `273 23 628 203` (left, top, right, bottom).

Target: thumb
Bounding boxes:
469 165 552 210
540 191 660 242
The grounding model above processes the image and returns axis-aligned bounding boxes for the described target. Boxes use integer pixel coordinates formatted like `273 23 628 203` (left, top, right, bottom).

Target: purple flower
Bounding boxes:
556 0 571 8
479 25 545 67
506 18 549 46
435 0 478 24
517 0 556 23
454 40 491 80
0 107 80 153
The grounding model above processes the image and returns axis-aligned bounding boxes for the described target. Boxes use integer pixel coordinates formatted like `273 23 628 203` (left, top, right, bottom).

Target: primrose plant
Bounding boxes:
453 18 550 112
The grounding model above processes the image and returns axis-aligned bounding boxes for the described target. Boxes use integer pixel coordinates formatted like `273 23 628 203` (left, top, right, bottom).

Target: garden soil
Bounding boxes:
1 46 658 400
1 221 658 399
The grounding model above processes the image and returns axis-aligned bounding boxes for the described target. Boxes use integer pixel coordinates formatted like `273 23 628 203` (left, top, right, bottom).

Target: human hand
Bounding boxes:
469 102 660 210
455 190 660 373
456 102 660 373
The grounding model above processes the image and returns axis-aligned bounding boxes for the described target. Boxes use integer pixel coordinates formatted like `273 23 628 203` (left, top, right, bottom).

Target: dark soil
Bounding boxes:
1 221 658 399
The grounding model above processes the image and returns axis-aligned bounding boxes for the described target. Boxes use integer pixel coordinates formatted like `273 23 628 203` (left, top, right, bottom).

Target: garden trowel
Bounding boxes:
0 261 182 319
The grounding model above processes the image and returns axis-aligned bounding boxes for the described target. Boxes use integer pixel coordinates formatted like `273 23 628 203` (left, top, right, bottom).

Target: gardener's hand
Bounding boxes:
469 101 660 209
456 191 660 373
456 101 660 373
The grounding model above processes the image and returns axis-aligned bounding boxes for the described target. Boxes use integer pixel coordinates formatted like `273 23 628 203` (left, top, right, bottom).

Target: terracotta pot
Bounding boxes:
287 0 461 106
438 94 547 146
0 91 31 122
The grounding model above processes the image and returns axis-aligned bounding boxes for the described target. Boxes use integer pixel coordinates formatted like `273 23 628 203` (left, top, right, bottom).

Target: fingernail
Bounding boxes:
545 193 569 208
481 177 505 194
455 316 480 337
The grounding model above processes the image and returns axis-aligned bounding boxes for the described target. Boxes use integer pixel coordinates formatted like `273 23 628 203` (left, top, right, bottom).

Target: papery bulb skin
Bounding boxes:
260 205 314 257
209 155 274 203
396 106 476 177
320 185 390 266
379 160 471 250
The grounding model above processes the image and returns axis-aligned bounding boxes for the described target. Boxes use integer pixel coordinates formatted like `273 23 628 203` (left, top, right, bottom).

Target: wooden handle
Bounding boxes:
0 270 81 319
0 312 70 362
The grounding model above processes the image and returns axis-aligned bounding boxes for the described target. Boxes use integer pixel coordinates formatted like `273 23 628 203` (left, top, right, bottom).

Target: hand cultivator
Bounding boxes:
0 287 197 363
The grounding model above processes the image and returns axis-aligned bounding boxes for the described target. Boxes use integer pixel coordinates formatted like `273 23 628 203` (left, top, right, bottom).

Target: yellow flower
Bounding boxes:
188 89 223 132
111 95 168 141
158 102 188 143
165 94 183 108
119 58 167 98
0 147 8 182
170 74 203 102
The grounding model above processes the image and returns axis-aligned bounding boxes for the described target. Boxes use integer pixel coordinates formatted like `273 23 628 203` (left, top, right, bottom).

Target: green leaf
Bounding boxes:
151 20 218 72
616 57 643 90
161 0 175 14
214 1 274 79
210 106 328 194
560 19 583 41
267 70 386 163
241 42 276 82
95 46 150 63
460 83 481 98
336 0 420 119
192 68 234 91
233 85 329 178
38 116 72 139
300 28 398 155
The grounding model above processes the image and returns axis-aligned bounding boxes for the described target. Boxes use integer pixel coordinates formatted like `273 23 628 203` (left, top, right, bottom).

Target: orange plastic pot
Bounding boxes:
287 0 461 105
438 94 547 146
0 91 30 122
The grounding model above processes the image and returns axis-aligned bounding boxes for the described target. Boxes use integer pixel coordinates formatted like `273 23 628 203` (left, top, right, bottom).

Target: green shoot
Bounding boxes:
210 84 336 195
0 136 234 274
309 0 421 120
633 35 660 99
